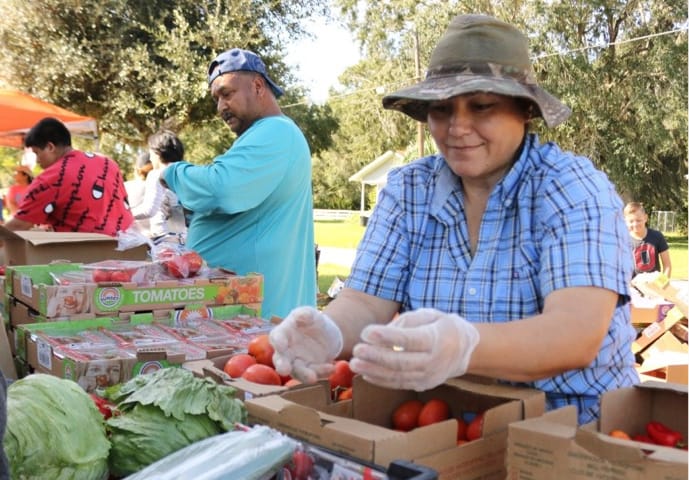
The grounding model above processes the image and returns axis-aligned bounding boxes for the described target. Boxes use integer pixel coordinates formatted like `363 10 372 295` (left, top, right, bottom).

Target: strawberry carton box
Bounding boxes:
5 263 264 317
245 375 545 479
507 381 688 479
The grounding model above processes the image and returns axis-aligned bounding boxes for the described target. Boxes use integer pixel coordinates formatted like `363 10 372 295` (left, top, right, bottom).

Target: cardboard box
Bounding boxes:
7 295 114 327
0 227 148 265
632 273 688 317
6 263 263 317
507 382 688 479
630 299 674 326
19 316 191 392
14 304 264 364
636 332 688 384
632 306 686 354
246 376 544 479
0 314 17 380
183 353 293 401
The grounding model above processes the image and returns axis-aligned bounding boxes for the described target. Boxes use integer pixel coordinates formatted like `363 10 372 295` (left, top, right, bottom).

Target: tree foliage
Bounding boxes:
0 0 337 171
325 0 687 219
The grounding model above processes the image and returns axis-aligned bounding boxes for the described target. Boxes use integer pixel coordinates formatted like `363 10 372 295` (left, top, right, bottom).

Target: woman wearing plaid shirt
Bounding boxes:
270 14 637 425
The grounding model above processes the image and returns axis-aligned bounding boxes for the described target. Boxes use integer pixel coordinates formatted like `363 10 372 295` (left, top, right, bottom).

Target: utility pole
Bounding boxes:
413 27 424 158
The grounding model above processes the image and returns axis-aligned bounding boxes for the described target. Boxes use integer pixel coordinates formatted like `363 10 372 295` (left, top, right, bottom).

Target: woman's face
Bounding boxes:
427 93 529 184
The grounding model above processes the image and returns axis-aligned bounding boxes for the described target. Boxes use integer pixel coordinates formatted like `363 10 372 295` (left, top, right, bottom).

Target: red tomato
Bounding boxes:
241 364 282 385
609 429 631 440
338 387 353 400
391 399 424 432
466 412 484 441
248 334 275 367
110 270 131 283
418 398 450 427
284 378 302 388
92 269 112 282
165 256 189 278
223 354 257 378
287 450 314 480
183 251 203 275
456 417 468 441
89 393 115 419
328 360 354 390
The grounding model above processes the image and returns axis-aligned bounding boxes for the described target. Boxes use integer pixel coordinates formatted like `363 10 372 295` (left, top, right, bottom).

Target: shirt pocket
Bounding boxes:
491 240 542 320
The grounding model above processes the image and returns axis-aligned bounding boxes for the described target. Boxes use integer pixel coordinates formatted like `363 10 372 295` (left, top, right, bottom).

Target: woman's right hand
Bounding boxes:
269 306 344 384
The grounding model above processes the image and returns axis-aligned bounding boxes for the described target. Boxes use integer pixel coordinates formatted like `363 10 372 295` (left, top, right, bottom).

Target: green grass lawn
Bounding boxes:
314 218 364 294
665 233 687 280
314 220 688 293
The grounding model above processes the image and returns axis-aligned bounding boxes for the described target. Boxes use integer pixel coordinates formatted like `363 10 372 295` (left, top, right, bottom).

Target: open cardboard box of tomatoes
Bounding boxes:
507 381 688 479
183 353 289 400
244 375 544 480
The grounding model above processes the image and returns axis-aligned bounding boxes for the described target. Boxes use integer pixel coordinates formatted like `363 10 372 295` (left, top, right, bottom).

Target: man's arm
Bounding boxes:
3 217 34 231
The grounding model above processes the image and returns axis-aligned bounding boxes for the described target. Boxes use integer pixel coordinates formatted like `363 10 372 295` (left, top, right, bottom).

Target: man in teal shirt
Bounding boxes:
162 48 317 319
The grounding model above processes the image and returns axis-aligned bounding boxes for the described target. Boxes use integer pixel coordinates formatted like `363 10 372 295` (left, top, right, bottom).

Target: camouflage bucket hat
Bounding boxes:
382 14 571 127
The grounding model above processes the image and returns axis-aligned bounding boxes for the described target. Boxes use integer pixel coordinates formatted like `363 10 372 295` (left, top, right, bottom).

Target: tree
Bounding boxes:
526 0 687 217
0 0 337 170
321 0 687 220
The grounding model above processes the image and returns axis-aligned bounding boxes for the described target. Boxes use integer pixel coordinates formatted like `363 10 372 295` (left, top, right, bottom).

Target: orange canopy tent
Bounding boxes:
0 89 98 148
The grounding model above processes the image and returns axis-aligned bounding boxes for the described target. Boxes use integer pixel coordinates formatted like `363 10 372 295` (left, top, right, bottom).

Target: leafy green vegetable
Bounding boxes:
4 374 110 480
104 367 247 477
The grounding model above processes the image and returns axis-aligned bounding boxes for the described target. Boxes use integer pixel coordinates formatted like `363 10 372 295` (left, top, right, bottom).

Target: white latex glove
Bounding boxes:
349 308 480 391
269 306 344 384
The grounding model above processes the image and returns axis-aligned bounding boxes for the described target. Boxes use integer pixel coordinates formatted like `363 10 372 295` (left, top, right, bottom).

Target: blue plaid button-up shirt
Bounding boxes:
347 134 638 424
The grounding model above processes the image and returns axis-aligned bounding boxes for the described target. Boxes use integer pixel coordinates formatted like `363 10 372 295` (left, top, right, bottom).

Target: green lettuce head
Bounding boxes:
5 374 110 480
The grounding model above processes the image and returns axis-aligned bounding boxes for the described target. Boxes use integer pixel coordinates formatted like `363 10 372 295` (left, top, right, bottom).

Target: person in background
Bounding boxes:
131 130 185 239
269 14 637 425
4 165 33 218
161 48 317 319
125 152 153 210
623 202 672 278
3 117 133 235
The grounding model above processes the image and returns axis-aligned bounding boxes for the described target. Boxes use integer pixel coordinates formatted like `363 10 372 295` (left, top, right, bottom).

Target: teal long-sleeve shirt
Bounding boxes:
162 115 317 319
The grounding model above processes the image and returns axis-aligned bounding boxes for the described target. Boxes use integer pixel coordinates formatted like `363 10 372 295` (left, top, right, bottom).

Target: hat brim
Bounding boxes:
382 74 571 128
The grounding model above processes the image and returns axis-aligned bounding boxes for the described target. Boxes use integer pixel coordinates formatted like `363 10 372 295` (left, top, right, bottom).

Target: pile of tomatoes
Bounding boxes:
609 420 686 449
222 334 290 386
156 248 204 279
221 334 356 404
391 398 484 444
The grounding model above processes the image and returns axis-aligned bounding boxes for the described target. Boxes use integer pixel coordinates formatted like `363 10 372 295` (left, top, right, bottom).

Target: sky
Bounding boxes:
285 20 361 104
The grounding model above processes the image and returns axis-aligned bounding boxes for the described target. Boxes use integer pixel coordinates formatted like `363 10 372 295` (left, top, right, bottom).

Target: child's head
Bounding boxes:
623 202 648 236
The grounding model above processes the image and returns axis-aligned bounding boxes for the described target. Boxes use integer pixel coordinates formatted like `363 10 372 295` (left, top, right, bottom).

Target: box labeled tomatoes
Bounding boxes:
245 375 544 479
507 381 688 479
5 263 263 317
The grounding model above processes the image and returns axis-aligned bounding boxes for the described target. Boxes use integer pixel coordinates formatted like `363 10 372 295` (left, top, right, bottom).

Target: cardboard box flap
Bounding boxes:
636 380 688 395
575 429 688 464
600 382 688 441
443 376 546 419
509 405 578 434
0 228 123 245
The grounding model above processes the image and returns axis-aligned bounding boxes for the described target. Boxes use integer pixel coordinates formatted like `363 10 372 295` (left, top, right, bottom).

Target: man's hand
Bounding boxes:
350 308 480 391
270 306 344 384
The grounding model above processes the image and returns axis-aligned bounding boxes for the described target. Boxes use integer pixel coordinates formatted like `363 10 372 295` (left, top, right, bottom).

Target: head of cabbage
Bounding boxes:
4 373 110 480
